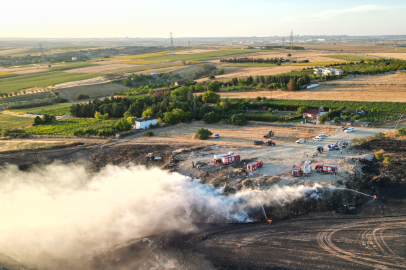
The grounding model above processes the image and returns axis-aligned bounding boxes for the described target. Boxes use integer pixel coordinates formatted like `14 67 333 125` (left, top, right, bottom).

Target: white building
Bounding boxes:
134 117 158 129
314 68 344 76
72 57 78 61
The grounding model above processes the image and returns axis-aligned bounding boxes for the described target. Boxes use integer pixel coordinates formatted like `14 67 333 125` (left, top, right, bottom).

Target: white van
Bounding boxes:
318 134 326 138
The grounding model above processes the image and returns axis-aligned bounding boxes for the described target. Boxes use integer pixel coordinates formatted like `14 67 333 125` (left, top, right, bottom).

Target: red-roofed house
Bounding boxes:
303 107 327 121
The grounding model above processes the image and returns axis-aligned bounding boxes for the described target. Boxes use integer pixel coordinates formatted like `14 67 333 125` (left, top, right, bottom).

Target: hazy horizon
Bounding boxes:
1 0 406 39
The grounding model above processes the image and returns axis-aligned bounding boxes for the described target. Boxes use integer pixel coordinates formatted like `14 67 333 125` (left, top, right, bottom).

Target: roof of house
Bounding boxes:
175 81 185 85
303 109 321 115
135 117 157 122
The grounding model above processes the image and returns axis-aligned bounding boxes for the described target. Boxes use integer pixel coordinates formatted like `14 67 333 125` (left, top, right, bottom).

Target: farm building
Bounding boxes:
174 81 185 86
314 68 344 76
134 117 158 129
303 107 328 120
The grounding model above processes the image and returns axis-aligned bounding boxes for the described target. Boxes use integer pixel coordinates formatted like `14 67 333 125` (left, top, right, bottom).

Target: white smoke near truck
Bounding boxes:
0 163 322 269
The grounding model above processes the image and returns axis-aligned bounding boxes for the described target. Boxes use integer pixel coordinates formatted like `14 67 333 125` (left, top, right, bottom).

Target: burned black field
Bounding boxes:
87 138 406 270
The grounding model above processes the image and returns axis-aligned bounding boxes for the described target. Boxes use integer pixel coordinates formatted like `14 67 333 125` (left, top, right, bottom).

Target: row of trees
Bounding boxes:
220 57 285 64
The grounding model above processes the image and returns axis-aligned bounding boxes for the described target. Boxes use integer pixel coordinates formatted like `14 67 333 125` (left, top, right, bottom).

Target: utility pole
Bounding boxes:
282 37 285 50
170 32 173 47
290 30 293 51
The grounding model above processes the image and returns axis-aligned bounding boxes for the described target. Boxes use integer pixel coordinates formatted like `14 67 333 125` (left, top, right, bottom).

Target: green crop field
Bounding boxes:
225 63 277 67
49 62 97 71
324 54 374 61
0 71 101 94
25 119 117 136
0 72 17 78
0 92 51 104
118 49 261 65
7 103 72 115
0 114 33 131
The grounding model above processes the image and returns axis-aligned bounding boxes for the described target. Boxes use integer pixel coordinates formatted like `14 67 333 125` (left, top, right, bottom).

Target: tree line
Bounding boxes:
220 57 285 64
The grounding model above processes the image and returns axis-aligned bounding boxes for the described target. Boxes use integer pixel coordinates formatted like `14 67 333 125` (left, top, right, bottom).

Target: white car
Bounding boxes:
344 128 355 133
318 134 326 138
313 137 323 141
296 138 307 144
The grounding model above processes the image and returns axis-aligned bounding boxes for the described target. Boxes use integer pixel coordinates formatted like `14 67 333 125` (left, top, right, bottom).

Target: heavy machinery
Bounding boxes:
263 130 274 138
145 153 163 161
265 139 276 146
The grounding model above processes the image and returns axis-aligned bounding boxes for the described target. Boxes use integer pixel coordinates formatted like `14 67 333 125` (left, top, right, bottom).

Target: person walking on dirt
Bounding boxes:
334 172 336 178
341 149 342 154
192 161 195 168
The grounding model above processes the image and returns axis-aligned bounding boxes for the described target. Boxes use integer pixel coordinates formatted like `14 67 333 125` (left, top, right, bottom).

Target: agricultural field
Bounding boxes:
132 121 335 147
0 92 50 104
324 54 374 61
0 114 34 131
116 49 261 65
196 65 311 82
303 42 398 53
0 71 101 94
0 65 50 75
0 72 17 78
0 140 80 153
372 53 406 61
49 62 97 71
57 82 130 100
25 119 117 136
7 103 72 116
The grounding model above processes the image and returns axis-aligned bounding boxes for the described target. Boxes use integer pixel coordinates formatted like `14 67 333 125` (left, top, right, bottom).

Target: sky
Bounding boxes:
1 0 406 38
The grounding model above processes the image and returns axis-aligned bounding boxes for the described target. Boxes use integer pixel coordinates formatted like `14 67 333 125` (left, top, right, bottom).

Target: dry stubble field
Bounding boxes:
133 121 335 147
220 73 406 102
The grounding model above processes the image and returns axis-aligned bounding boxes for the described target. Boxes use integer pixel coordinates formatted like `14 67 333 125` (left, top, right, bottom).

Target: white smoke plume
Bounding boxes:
0 163 321 269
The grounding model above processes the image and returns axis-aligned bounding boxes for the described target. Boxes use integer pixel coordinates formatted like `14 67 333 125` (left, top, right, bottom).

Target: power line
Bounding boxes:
290 30 293 51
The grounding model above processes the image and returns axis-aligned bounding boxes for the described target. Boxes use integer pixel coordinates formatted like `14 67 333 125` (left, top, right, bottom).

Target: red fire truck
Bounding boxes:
291 163 301 176
247 160 263 171
220 155 241 165
315 164 337 174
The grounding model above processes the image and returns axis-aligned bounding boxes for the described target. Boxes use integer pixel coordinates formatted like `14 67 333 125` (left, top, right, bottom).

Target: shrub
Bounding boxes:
230 114 248 126
115 118 132 131
33 116 43 125
76 93 90 100
209 75 215 79
195 128 212 140
396 127 406 136
1 130 8 137
123 79 132 86
375 153 383 160
207 81 221 92
145 130 154 137
98 128 115 136
203 111 220 124
217 68 225 75
95 111 109 120
202 91 220 103
384 157 391 163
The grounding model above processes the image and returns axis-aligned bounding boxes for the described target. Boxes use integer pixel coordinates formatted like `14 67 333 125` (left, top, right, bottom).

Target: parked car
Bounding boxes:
313 137 323 141
215 134 220 138
326 145 333 151
331 144 340 150
344 128 354 133
318 134 326 138
341 127 348 131
296 138 307 144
